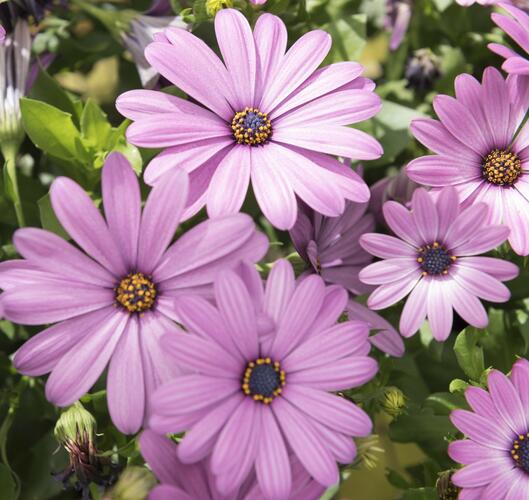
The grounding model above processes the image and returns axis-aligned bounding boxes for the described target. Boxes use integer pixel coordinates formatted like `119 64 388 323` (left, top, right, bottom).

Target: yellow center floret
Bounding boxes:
482 149 522 186
115 272 157 314
231 107 272 146
242 357 285 404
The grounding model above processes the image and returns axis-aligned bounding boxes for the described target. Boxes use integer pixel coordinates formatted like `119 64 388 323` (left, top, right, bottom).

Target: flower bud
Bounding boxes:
105 467 157 500
380 386 407 418
405 48 442 92
205 0 233 17
436 471 460 500
355 435 384 470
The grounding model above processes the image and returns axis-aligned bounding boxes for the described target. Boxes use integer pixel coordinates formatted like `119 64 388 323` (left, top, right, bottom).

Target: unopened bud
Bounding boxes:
54 401 96 447
436 470 460 500
205 0 233 17
380 386 407 418
355 435 384 471
105 466 157 500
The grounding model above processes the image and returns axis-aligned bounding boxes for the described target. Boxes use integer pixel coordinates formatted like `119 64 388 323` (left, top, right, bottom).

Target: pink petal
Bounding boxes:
451 458 512 488
450 280 488 328
448 439 503 465
264 259 296 323
399 278 428 338
451 264 511 303
366 272 421 310
359 258 419 285
450 409 512 450
455 256 518 281
411 188 438 243
427 278 453 341
488 369 527 435
382 200 422 246
359 233 416 259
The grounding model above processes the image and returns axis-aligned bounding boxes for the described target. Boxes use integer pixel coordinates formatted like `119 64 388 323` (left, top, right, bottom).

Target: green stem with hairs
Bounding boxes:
2 143 25 228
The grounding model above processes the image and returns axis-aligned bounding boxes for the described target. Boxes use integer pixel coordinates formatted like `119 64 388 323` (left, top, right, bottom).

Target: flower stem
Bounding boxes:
2 144 25 227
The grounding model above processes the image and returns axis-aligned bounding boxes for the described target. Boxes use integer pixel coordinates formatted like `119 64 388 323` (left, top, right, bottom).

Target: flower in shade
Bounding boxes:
150 259 378 499
289 200 404 357
0 25 5 43
123 14 188 89
448 359 529 498
359 187 518 341
407 67 529 256
489 3 529 75
385 0 412 51
405 48 442 92
0 0 53 32
116 8 381 230
140 430 326 500
3 152 267 435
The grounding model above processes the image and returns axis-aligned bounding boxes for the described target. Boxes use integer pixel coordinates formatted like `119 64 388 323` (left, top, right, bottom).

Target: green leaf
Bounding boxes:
454 328 485 381
0 464 16 500
322 14 366 63
38 193 70 240
402 487 437 499
80 99 112 150
449 379 469 393
20 98 82 161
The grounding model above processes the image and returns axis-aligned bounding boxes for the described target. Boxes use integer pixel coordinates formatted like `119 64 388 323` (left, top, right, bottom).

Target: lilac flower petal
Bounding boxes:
13 309 107 376
506 476 529 499
274 125 382 160
444 203 489 250
272 62 363 118
452 265 510 302
321 266 371 296
45 308 129 406
256 408 292 500
253 13 287 96
137 168 188 274
465 386 500 420
459 487 487 500
215 9 256 108
407 156 480 187
145 36 233 120
503 56 529 75
273 397 339 487
250 146 299 230
360 233 416 259
287 357 378 391
116 89 216 121
285 385 372 436
207 145 251 217
411 188 439 243
211 398 258 474
453 225 510 256
427 279 453 341
13 228 114 287
139 430 180 486
366 272 421 310
126 113 230 148
359 258 419 285
450 410 511 450
282 321 369 372
436 187 460 241
448 439 502 465
153 374 239 415
270 275 325 359
260 29 331 113
452 458 512 488
488 369 527 435
143 138 232 185
382 200 422 246
310 418 356 464
511 359 529 416
150 485 192 500
107 316 144 434
491 10 529 54
309 285 348 335
161 331 240 377
2 282 113 325
504 187 529 255
481 468 524 500
155 213 266 284
50 177 127 276
102 152 141 269
482 67 513 148
399 278 428 337
451 281 488 329
264 259 296 323
458 257 520 281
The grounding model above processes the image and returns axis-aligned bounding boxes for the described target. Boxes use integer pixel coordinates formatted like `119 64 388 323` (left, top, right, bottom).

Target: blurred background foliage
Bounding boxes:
0 0 528 498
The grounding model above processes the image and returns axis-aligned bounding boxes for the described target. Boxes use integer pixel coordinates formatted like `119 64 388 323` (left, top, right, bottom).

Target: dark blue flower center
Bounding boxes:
512 433 529 472
482 149 521 186
242 358 285 404
115 272 157 314
417 242 455 276
231 108 272 146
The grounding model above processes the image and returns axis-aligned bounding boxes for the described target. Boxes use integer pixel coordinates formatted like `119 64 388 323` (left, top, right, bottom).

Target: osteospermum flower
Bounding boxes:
140 430 326 499
150 260 378 499
289 201 404 357
116 9 381 230
448 359 529 498
407 67 529 255
2 152 267 435
359 187 518 341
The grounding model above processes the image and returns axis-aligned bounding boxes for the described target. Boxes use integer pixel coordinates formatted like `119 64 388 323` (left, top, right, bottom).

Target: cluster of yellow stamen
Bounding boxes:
115 272 157 314
416 242 456 276
242 357 285 405
511 432 529 471
231 107 272 146
482 149 522 186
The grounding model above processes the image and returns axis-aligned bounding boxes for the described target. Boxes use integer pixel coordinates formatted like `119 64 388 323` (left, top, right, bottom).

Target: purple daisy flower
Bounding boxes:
150 259 378 499
140 430 326 499
359 187 518 341
3 152 267 435
116 9 382 230
448 359 529 498
289 200 404 357
489 3 529 75
407 67 529 255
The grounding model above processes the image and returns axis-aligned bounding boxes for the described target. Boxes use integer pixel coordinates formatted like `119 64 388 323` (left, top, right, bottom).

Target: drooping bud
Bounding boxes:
380 386 407 418
104 466 157 500
436 471 460 500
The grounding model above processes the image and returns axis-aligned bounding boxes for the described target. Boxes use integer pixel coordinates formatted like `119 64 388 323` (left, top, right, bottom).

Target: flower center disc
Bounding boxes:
231 108 272 146
512 433 529 472
482 149 521 186
115 272 157 313
242 357 285 404
417 242 455 276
